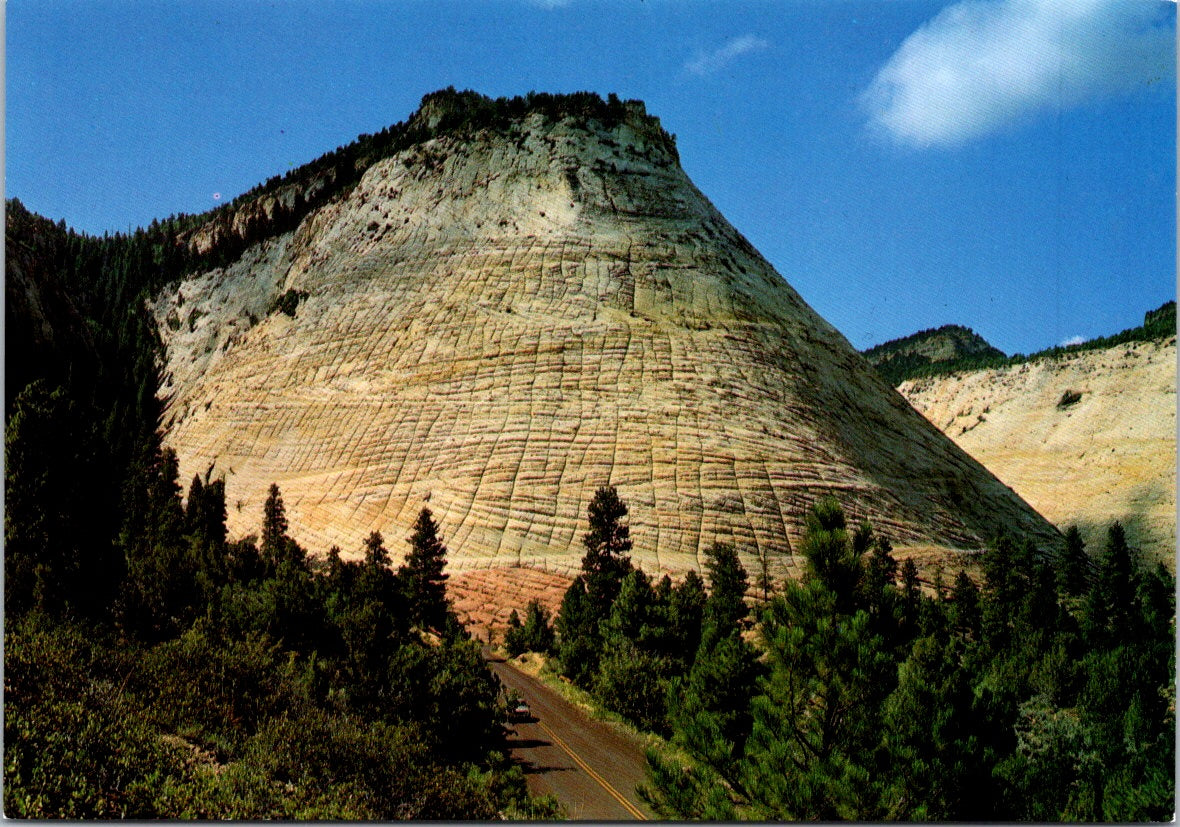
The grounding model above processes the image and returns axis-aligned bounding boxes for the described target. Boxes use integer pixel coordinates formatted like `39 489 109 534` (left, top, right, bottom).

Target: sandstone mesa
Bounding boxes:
152 91 1060 578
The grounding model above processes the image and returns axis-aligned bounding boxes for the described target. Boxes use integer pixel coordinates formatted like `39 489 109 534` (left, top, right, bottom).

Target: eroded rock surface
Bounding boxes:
899 339 1176 565
154 98 1058 575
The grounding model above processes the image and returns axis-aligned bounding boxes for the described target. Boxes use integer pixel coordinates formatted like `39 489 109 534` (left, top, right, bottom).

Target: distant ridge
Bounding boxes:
864 301 1176 386
863 325 1005 386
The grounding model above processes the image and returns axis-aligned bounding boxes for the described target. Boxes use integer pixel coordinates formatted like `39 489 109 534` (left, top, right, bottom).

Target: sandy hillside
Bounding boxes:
899 338 1176 565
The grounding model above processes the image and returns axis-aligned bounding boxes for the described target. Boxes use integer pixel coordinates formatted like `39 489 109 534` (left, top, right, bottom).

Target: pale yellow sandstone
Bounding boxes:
899 339 1176 566
153 104 1058 577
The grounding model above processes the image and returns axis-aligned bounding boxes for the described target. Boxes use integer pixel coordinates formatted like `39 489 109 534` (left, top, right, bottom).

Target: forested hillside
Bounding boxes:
864 301 1176 385
511 488 1175 821
863 324 1005 386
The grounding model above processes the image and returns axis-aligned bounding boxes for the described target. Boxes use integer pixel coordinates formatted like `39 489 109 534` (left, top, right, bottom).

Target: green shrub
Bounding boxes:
1058 389 1083 408
3 618 190 819
269 288 308 318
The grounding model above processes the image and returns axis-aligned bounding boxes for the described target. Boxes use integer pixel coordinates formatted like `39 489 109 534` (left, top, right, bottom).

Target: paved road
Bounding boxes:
486 653 656 821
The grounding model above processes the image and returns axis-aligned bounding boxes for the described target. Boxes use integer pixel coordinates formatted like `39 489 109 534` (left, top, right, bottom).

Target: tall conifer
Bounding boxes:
400 508 450 630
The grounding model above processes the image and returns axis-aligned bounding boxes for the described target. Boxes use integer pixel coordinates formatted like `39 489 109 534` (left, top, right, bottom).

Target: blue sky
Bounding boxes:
6 0 1175 354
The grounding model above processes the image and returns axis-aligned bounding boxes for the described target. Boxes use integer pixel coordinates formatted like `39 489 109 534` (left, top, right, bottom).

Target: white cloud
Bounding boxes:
862 0 1175 148
1060 334 1086 347
686 35 770 76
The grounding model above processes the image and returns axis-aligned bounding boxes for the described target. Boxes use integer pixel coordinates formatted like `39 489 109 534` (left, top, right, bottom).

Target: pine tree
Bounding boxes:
898 557 922 637
948 570 981 639
261 483 289 563
861 534 901 646
399 507 451 631
185 474 206 534
752 546 775 602
363 530 391 568
356 530 399 615
701 542 749 646
1084 522 1139 645
668 570 706 670
879 633 982 820
644 748 738 820
5 381 118 619
504 609 526 656
555 576 599 686
580 485 633 615
1056 525 1092 598
666 623 759 790
521 598 555 654
741 578 890 820
652 543 759 809
799 497 862 614
862 533 898 595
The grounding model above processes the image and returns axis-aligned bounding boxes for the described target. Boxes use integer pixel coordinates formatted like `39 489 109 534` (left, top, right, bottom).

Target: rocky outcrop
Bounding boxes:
899 338 1176 564
152 92 1059 576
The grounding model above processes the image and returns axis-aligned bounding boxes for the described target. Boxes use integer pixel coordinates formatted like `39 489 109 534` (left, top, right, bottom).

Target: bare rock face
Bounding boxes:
899 338 1176 565
152 93 1058 575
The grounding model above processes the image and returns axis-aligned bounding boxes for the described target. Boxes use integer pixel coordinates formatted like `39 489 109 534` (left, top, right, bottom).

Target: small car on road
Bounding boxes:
510 700 532 722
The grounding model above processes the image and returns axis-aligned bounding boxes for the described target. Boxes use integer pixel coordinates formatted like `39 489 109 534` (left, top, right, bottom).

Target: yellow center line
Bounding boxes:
535 718 648 821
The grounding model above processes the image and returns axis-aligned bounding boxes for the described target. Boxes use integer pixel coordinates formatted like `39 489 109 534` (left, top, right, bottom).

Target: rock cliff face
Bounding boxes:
152 92 1058 575
899 338 1176 565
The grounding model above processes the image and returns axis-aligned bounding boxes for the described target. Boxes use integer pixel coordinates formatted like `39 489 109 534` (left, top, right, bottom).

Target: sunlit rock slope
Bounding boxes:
899 338 1176 565
151 90 1059 576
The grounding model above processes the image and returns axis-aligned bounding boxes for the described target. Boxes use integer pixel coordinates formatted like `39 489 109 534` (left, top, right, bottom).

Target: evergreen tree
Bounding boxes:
580 485 633 614
664 623 759 792
363 530 391 568
799 497 862 613
752 546 776 602
862 532 898 597
643 749 737 820
503 609 526 657
555 576 599 686
860 534 902 647
879 633 985 820
399 508 451 631
593 640 673 734
740 579 890 820
520 599 555 654
593 570 675 731
666 544 756 766
1084 522 1139 645
700 542 748 644
1056 525 1092 598
668 570 706 670
115 447 189 637
5 381 118 619
948 570 981 640
260 483 289 564
184 474 206 535
355 531 399 620
183 473 228 595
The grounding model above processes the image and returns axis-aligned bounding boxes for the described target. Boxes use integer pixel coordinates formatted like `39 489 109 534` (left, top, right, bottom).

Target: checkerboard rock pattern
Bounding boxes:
153 103 1058 577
